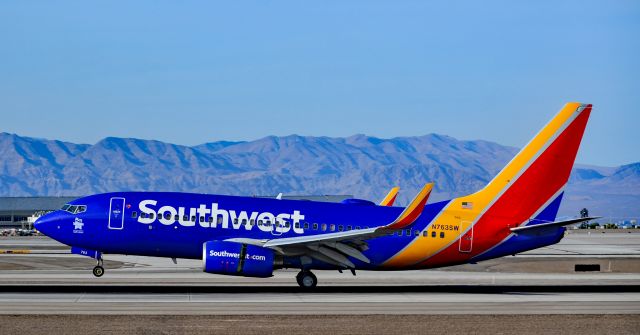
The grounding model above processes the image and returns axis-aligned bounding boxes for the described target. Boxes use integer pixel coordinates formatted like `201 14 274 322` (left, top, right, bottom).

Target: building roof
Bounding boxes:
0 197 81 211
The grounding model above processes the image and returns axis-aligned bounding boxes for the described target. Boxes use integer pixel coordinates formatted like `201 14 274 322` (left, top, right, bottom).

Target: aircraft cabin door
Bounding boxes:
458 221 473 253
108 197 125 230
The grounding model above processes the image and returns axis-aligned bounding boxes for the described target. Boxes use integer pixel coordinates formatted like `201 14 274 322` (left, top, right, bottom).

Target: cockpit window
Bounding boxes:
61 204 87 214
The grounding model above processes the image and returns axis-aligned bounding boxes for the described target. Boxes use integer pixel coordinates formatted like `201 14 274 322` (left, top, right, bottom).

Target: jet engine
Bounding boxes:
202 241 274 278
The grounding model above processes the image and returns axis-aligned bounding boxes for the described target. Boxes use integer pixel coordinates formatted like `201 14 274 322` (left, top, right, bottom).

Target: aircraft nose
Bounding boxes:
34 211 63 237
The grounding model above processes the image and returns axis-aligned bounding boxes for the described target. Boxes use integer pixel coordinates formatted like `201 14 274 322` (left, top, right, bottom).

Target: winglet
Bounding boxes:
385 183 433 229
379 187 400 206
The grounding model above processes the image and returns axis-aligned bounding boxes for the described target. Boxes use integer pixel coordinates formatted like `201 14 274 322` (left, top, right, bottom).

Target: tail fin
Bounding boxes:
462 102 592 223
382 103 592 268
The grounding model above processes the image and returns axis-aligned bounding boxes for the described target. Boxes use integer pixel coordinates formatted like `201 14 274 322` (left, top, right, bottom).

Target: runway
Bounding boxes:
0 287 639 315
0 231 638 318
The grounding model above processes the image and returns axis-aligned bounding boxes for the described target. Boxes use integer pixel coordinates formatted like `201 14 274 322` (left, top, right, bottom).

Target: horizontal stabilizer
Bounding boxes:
510 217 601 233
385 183 433 230
379 187 400 206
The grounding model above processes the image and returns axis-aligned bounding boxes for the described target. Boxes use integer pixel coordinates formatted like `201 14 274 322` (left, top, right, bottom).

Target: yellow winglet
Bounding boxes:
385 183 433 229
379 186 400 206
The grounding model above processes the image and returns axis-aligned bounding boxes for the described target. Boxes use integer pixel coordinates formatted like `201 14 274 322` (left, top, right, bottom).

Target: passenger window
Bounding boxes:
414 230 420 236
200 216 205 222
174 215 179 220
295 222 300 229
191 216 196 222
304 222 309 229
183 215 188 221
131 211 138 218
330 224 335 231
346 225 352 231
321 224 327 231
165 213 172 220
440 232 445 238
356 226 361 230
208 217 214 223
432 231 436 238
242 219 247 225
338 225 344 232
217 217 223 224
405 229 411 236
313 223 318 230
398 230 403 236
422 231 428 237
233 218 238 225
149 213 155 220
250 219 255 226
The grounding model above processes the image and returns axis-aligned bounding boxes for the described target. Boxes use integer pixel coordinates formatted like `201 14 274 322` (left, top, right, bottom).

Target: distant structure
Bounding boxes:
0 197 79 229
580 208 589 218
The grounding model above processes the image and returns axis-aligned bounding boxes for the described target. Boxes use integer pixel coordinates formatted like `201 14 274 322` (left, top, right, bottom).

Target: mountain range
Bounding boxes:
0 132 637 218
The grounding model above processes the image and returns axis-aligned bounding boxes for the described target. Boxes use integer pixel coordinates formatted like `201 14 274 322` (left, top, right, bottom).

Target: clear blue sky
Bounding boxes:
0 1 638 166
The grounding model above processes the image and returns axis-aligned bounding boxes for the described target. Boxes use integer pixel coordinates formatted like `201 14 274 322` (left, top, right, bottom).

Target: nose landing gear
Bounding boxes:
92 258 104 277
296 270 317 288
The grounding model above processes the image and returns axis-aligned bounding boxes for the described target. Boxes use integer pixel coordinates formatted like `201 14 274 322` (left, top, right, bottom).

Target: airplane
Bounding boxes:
35 102 598 288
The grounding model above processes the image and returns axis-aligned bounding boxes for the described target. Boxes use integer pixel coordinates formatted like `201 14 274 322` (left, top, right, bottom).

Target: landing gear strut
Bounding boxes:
296 270 317 288
92 258 104 277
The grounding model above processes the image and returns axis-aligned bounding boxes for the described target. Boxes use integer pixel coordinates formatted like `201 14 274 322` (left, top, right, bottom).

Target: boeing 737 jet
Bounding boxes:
35 102 597 288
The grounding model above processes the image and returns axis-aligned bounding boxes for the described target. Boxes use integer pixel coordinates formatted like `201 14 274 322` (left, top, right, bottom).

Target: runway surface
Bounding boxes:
1 288 639 315
0 231 638 317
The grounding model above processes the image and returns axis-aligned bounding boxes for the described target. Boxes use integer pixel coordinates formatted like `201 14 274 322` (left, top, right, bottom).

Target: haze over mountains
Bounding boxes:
0 132 637 218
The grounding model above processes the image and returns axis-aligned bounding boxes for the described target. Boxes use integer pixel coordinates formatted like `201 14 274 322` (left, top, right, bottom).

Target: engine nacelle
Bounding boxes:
202 241 274 278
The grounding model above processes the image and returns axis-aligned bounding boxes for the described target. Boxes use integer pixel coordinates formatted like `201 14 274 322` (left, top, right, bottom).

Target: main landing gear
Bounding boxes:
92 258 104 277
296 270 317 288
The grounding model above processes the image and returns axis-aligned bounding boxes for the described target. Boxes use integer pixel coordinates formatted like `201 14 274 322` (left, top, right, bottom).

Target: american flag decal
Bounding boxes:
461 202 473 209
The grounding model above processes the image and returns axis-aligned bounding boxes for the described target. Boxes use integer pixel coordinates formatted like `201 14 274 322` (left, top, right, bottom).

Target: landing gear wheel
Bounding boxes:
296 270 317 289
92 265 104 277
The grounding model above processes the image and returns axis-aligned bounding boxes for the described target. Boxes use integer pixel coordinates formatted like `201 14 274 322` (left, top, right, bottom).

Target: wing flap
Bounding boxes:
262 228 379 248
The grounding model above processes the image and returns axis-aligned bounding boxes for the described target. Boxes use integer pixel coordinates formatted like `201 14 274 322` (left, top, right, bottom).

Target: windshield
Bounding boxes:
60 204 87 214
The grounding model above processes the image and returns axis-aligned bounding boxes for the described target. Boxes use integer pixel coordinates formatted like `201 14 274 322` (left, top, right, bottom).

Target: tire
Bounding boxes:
92 265 104 277
297 270 317 288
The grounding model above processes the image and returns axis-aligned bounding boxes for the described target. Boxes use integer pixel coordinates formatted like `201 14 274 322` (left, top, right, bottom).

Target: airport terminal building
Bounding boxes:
0 197 79 229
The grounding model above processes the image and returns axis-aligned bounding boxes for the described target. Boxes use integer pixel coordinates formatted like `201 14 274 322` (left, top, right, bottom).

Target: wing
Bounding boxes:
225 183 434 269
